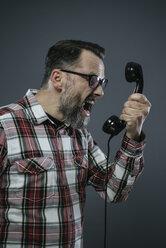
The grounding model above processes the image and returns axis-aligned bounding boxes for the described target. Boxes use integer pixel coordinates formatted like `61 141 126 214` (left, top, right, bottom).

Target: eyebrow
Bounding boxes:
90 72 98 76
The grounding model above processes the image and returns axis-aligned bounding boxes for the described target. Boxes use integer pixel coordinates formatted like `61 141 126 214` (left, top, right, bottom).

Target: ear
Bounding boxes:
50 69 63 91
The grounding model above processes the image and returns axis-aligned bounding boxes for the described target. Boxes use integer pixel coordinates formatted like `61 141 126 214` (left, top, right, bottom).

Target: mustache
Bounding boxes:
84 94 96 102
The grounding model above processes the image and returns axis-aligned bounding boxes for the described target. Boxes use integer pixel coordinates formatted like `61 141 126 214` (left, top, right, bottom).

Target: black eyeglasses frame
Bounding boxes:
60 69 108 89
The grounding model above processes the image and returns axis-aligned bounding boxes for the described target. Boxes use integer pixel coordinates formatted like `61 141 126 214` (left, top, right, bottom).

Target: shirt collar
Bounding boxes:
24 89 69 128
23 89 49 125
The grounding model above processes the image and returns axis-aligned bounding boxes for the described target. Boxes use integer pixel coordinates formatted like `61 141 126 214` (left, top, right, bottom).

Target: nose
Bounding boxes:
92 85 104 99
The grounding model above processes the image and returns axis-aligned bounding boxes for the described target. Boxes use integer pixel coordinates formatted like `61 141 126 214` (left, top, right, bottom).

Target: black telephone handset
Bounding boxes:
102 62 144 136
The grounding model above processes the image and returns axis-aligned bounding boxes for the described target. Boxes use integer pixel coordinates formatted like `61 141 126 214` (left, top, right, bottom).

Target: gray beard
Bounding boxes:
59 92 90 129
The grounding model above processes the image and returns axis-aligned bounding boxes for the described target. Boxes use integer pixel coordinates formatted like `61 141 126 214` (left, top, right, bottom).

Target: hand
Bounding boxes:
120 93 151 141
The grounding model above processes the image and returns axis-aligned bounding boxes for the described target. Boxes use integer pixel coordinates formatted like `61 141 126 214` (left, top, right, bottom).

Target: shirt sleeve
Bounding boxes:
0 122 8 176
87 131 146 203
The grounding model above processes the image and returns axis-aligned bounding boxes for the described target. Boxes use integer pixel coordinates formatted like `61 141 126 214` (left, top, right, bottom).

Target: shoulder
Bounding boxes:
0 98 27 121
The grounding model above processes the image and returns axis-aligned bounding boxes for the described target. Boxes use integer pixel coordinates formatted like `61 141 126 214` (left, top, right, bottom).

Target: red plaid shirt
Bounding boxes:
0 89 146 247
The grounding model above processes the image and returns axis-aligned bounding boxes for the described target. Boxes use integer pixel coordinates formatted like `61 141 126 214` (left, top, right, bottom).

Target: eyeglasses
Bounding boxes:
61 69 108 89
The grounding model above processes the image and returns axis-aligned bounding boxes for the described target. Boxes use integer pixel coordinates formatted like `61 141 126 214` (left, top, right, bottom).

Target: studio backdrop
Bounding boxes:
0 1 165 247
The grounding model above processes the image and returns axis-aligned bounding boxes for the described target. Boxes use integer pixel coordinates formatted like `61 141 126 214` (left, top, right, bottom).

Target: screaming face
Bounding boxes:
58 50 105 129
59 81 95 129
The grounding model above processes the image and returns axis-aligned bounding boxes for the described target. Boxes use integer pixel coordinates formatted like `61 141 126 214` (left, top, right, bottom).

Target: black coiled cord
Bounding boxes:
104 134 113 248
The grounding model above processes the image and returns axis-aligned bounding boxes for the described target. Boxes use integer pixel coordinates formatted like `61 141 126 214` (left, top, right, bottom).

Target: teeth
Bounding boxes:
86 101 94 105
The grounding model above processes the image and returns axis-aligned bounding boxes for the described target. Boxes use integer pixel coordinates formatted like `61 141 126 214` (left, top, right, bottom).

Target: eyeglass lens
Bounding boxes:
90 76 107 89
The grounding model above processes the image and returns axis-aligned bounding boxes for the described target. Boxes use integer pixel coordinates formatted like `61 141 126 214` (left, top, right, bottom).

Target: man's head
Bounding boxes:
41 40 105 87
38 40 107 129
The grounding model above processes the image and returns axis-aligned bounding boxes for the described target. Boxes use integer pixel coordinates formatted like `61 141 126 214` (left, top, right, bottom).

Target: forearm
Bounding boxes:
107 133 145 202
88 133 146 203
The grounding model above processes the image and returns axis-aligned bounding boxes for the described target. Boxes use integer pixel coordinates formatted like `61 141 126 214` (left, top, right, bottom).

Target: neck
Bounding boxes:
35 88 64 121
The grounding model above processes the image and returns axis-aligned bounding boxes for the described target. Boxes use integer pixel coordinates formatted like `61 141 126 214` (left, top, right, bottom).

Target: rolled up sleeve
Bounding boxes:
87 131 146 203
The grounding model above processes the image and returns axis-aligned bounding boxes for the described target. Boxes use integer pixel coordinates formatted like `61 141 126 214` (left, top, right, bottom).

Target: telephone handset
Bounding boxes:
102 62 144 136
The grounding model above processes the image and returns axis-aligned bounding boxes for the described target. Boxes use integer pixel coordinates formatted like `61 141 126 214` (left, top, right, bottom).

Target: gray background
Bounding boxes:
0 0 165 247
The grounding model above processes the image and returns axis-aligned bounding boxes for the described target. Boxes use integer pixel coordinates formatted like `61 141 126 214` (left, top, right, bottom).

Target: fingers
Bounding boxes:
128 93 151 107
122 107 146 117
120 112 143 124
123 94 151 117
119 93 151 140
122 94 151 122
124 101 145 110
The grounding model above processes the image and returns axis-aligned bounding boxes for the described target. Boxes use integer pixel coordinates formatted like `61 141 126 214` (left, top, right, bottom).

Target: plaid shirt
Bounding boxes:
0 89 146 247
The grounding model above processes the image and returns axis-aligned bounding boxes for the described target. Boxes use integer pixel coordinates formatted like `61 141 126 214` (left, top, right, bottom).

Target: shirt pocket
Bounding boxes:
9 157 57 203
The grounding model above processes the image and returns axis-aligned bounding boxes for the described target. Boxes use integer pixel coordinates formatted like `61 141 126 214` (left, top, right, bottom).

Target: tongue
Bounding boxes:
82 108 90 117
82 103 90 117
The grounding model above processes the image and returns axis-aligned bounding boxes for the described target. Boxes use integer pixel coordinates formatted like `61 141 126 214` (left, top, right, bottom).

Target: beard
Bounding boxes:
59 84 90 129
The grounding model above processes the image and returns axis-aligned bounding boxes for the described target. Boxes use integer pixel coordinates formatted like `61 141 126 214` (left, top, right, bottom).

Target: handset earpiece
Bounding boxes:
125 62 143 93
102 62 144 136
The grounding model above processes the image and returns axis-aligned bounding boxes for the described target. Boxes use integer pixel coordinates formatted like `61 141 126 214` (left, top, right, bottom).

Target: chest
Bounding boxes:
0 121 89 204
3 118 88 161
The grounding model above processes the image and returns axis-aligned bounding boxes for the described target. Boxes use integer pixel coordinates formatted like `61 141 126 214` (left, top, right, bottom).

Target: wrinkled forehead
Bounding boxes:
75 49 105 77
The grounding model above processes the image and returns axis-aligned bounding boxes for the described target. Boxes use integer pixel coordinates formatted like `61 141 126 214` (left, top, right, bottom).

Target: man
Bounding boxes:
0 40 151 247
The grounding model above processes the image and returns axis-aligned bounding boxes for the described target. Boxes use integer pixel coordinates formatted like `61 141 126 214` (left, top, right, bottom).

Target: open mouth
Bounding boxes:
82 100 94 117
